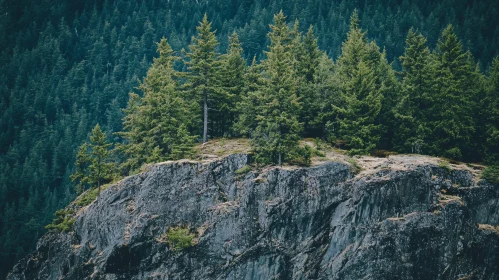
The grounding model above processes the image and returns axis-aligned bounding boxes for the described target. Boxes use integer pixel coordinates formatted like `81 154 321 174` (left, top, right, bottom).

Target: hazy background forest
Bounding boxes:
1 0 498 277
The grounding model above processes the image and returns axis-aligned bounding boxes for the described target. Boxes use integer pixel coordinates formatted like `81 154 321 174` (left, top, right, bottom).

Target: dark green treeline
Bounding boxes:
1 0 499 277
111 10 499 169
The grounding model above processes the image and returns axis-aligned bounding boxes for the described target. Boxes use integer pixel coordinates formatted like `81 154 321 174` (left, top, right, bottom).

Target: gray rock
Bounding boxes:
7 154 499 280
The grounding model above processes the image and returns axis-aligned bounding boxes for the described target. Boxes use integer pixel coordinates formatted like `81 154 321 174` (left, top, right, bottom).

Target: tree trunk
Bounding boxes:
278 153 282 166
97 163 101 202
203 91 208 143
97 179 101 202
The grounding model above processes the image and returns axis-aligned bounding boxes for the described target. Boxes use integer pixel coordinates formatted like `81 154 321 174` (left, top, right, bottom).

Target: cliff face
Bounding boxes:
7 154 499 280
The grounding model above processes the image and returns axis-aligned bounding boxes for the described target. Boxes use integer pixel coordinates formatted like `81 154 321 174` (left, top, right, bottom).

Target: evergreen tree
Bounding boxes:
118 39 195 173
185 14 220 143
70 143 90 194
244 12 302 165
332 10 383 155
394 29 433 153
427 25 475 160
217 32 247 136
71 124 115 199
485 57 499 162
312 53 340 139
234 57 265 137
293 25 322 136
170 124 197 160
2 1 499 277
372 46 400 149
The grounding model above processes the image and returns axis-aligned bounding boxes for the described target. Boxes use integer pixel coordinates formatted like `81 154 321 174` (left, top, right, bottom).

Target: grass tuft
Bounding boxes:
235 165 252 175
162 226 196 251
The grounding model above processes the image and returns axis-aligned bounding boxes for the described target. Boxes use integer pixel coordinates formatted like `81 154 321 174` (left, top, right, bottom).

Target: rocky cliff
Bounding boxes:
7 153 499 279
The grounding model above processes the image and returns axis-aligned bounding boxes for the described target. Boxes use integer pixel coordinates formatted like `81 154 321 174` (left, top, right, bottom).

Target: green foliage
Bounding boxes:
424 25 477 160
287 145 313 166
117 39 197 173
170 124 197 160
482 166 499 184
346 158 362 173
394 29 433 153
75 188 100 207
45 209 75 233
241 12 303 165
331 11 383 155
185 14 221 143
2 1 499 277
438 160 451 173
217 32 247 137
484 58 499 163
235 165 252 175
164 227 196 251
71 124 116 196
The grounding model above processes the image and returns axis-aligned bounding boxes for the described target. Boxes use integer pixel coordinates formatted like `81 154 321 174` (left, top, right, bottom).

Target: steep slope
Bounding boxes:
7 154 499 279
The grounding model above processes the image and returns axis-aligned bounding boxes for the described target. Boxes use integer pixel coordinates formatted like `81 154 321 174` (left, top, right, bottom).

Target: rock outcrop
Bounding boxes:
7 154 499 279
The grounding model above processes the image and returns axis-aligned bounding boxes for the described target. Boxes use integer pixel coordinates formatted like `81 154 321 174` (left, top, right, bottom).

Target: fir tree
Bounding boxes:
394 29 433 153
427 25 475 160
247 12 302 165
88 124 115 199
312 53 340 139
234 57 264 137
71 124 115 200
217 32 246 137
70 143 90 194
170 124 197 160
485 57 499 162
185 14 220 143
372 47 400 149
118 38 195 173
293 25 322 136
333 10 383 155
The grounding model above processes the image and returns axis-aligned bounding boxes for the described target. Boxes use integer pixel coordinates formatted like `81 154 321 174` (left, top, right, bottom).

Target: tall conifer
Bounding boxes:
118 38 195 173
333 10 382 155
218 32 246 136
428 25 475 159
485 58 499 162
185 14 220 143
394 29 433 153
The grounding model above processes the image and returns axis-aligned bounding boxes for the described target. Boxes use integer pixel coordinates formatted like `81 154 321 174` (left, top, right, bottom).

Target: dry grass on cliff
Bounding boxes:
191 138 483 179
194 138 251 161
478 224 499 234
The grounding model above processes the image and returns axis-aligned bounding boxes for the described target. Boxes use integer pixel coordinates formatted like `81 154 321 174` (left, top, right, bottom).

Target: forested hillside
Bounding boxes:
1 0 499 277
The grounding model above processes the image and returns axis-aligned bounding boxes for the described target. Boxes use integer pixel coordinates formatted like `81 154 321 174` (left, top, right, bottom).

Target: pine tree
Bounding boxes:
427 25 475 160
333 10 383 155
170 124 197 160
88 124 115 199
118 38 196 173
234 57 264 137
394 29 433 153
372 47 400 150
244 12 302 165
217 32 246 137
254 39 302 165
485 57 499 162
71 124 115 200
312 53 340 139
185 14 220 143
70 143 90 194
293 25 322 136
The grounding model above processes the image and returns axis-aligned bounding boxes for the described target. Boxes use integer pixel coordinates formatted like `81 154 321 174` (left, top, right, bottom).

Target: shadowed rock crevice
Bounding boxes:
7 154 499 280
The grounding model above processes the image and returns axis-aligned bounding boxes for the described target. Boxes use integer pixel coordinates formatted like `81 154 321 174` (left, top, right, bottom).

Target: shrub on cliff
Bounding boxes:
164 227 196 251
483 165 499 184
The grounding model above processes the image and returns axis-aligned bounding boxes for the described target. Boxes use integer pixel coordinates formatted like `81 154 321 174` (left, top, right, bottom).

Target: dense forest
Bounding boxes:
1 0 499 277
